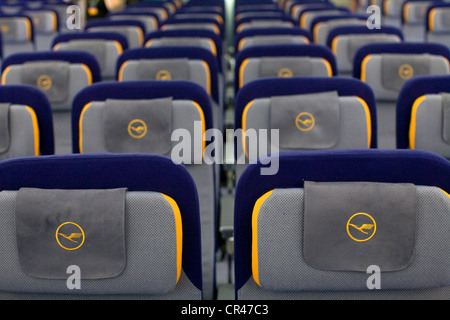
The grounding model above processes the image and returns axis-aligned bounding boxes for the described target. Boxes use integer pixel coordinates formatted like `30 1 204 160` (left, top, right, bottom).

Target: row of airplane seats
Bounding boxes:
0 0 448 301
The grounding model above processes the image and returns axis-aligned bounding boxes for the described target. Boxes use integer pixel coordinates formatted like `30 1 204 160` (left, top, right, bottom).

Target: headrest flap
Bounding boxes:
103 97 173 155
270 91 340 150
347 35 398 64
15 188 127 280
381 54 431 92
303 181 417 272
21 61 70 103
0 18 27 42
259 57 313 78
135 58 190 81
63 40 106 71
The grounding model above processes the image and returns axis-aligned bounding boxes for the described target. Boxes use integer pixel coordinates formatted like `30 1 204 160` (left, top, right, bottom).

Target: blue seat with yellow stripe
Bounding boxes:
52 32 128 81
0 153 203 299
235 149 450 299
235 44 337 93
71 80 217 300
0 84 54 159
397 74 450 159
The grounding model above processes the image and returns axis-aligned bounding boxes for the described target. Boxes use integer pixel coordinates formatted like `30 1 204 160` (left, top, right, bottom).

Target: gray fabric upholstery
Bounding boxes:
239 96 370 163
163 23 219 34
237 21 294 32
241 57 331 88
362 54 449 101
315 18 366 45
3 64 92 111
21 61 70 103
426 8 450 47
24 10 57 33
79 99 216 300
238 35 309 51
55 40 121 80
88 26 142 48
270 91 340 150
404 1 430 24
80 100 203 163
0 103 11 154
334 34 401 74
429 8 450 31
146 37 216 56
0 17 30 42
0 104 39 160
303 181 417 272
0 191 198 297
0 17 34 58
238 186 450 299
120 59 208 91
109 15 158 33
57 40 106 73
381 54 431 92
15 188 127 280
412 94 450 159
301 10 347 30
102 98 173 155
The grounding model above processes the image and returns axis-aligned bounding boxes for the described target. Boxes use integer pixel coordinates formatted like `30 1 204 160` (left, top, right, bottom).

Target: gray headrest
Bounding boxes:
21 61 70 103
135 58 190 81
270 91 340 150
15 188 127 279
0 103 11 154
103 97 173 155
381 54 431 92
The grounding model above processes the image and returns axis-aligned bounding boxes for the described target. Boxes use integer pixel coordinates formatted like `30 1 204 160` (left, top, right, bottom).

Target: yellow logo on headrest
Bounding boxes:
277 68 293 78
56 222 85 251
156 69 172 81
0 25 9 33
128 119 147 139
37 75 52 91
295 112 315 132
398 64 414 80
346 213 377 242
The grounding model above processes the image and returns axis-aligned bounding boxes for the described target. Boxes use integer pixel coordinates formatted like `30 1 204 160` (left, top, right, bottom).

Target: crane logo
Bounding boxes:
295 112 315 131
128 119 147 139
277 68 293 78
346 213 377 242
156 69 172 81
37 75 52 91
398 64 414 80
56 222 85 251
